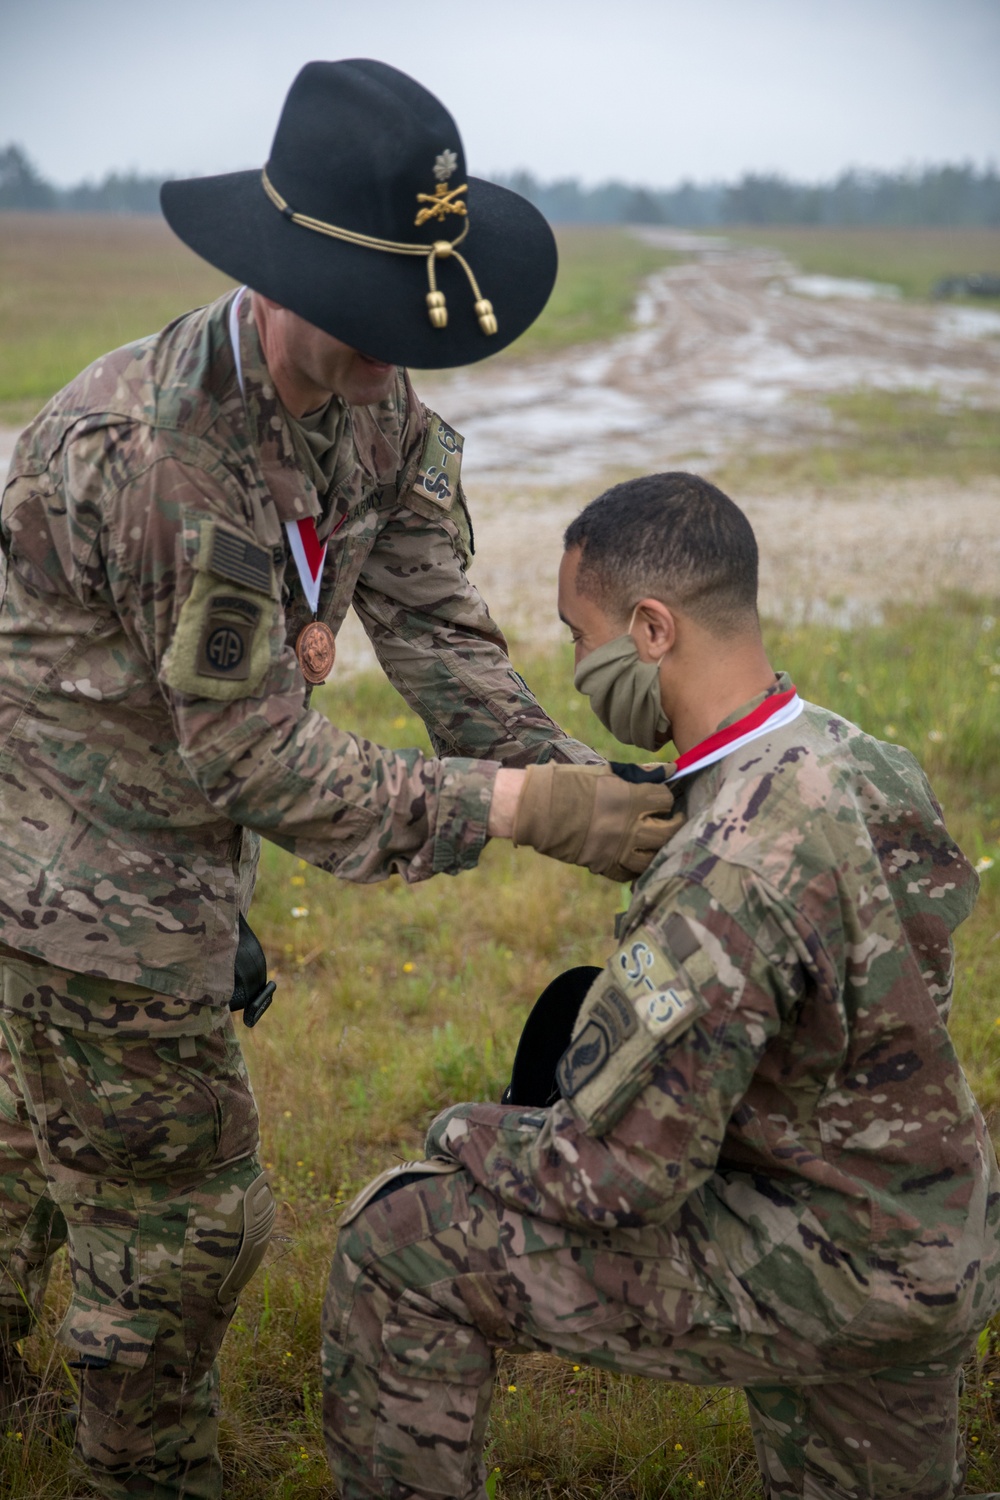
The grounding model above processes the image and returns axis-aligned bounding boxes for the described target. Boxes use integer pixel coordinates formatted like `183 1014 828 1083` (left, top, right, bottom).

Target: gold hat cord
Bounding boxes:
261 167 497 335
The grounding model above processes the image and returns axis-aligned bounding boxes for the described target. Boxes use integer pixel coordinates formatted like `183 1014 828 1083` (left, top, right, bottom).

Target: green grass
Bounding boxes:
0 216 680 425
5 599 999 1499
725 224 1000 304
0 213 236 426
715 384 1000 490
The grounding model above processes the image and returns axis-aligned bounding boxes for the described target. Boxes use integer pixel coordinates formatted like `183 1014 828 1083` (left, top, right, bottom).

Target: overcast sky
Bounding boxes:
1 0 998 188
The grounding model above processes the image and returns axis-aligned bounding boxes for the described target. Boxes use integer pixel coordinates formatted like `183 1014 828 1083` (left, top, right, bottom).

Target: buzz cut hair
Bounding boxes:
563 472 760 637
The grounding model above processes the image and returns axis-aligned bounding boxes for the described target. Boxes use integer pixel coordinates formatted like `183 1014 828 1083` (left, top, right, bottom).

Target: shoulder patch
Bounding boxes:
608 930 703 1038
558 1019 611 1098
195 595 262 681
410 414 464 511
162 571 277 702
591 981 638 1051
556 924 709 1133
209 527 272 593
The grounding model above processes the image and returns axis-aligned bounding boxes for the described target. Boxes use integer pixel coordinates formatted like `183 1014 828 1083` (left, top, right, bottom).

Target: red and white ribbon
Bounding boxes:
228 286 328 615
668 686 804 782
284 515 326 614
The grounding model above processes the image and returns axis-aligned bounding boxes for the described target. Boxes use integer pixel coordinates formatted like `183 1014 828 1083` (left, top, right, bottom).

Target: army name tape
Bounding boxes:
260 159 497 336
669 686 804 783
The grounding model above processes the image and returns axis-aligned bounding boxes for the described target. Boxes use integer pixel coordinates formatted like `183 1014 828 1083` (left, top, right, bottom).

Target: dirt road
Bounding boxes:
3 235 998 670
419 231 1000 486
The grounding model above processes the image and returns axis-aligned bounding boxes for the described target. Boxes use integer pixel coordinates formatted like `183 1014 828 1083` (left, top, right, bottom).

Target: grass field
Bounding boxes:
716 384 1000 491
3 599 998 1500
0 214 236 426
0 215 679 425
725 224 1000 302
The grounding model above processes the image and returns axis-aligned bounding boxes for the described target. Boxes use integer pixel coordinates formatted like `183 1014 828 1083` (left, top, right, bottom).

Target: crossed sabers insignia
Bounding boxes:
414 182 469 226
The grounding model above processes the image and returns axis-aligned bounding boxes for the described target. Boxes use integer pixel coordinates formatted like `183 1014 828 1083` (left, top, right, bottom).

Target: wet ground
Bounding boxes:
418 230 1000 488
3 233 998 670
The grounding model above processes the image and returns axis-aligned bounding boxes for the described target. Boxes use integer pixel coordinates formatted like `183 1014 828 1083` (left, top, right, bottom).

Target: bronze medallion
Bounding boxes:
295 620 336 684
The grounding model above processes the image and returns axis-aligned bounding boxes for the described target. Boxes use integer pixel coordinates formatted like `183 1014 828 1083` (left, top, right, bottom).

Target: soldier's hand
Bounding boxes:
510 762 684 881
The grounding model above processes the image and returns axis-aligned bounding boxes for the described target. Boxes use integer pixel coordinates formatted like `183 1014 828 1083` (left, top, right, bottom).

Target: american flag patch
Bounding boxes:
209 528 272 593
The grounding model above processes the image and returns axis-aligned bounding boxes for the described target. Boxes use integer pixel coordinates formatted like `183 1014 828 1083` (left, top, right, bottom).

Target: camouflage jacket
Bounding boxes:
429 680 1000 1355
0 291 590 1009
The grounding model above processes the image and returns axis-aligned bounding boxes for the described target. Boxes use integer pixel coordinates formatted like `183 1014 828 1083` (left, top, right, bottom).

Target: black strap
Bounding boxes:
609 761 670 784
230 913 276 1028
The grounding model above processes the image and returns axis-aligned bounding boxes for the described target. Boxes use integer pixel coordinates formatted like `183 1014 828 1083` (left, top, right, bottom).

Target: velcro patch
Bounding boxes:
209 528 272 592
639 982 701 1037
591 981 638 1051
556 924 710 1135
195 595 262 681
610 930 674 999
558 1018 611 1099
555 978 637 1100
411 414 464 510
162 566 276 703
610 929 704 1039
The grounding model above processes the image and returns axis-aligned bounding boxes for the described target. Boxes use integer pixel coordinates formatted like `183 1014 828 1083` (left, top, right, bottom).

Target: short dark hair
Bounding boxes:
563 472 759 636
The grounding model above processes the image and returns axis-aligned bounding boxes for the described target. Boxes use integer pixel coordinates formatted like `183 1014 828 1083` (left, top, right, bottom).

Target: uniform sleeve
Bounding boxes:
425 867 812 1228
352 503 597 767
351 394 598 768
106 456 496 884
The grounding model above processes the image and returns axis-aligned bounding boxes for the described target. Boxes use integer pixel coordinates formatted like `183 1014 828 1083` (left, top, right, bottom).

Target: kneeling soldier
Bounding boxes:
323 472 1000 1500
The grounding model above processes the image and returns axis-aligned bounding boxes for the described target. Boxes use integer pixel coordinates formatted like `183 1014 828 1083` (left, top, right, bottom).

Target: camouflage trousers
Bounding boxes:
322 1168 975 1500
0 956 274 1500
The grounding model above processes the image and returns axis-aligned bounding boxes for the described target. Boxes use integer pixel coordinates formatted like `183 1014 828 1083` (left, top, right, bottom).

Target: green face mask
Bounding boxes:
573 614 671 752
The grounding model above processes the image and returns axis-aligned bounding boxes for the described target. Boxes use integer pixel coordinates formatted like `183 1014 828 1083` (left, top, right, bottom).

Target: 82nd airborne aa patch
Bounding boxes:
195 595 262 681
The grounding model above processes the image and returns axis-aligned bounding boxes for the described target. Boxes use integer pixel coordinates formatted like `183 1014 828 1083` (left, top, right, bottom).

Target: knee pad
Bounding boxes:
217 1168 275 1307
56 1160 275 1376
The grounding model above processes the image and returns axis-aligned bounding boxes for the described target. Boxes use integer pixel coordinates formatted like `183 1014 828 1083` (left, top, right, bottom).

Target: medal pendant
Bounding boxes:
295 620 336 684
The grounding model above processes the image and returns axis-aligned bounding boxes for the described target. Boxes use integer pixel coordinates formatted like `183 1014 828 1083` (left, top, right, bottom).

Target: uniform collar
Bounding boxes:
715 670 794 732
626 671 800 920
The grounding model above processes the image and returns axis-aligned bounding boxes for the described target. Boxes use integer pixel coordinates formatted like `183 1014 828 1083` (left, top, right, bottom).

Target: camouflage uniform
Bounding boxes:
323 681 1000 1499
0 290 592 1496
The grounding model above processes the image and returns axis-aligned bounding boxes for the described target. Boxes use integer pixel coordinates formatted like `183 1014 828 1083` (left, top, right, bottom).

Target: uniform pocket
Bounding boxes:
58 1294 158 1370
375 1287 492 1495
54 1033 224 1177
58 1296 159 1465
31 1023 257 1180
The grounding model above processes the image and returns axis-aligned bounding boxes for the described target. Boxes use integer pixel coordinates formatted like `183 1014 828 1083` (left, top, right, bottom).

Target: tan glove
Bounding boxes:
512 762 685 882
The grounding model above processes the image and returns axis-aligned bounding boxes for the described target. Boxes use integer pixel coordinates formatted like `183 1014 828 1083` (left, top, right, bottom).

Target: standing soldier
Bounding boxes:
0 62 676 1499
324 473 1000 1500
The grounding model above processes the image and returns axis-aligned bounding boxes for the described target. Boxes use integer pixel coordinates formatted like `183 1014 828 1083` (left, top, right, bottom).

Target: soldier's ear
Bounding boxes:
631 598 675 662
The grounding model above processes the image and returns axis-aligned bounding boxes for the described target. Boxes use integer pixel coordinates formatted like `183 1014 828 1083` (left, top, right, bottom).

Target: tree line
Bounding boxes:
1 142 998 225
0 144 163 214
499 165 1000 226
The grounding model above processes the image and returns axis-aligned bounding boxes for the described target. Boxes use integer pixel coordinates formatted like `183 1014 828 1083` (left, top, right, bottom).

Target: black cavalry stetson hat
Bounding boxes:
161 59 557 369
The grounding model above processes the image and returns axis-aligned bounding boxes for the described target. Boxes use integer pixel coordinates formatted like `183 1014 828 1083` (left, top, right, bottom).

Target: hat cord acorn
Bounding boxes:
261 167 497 336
